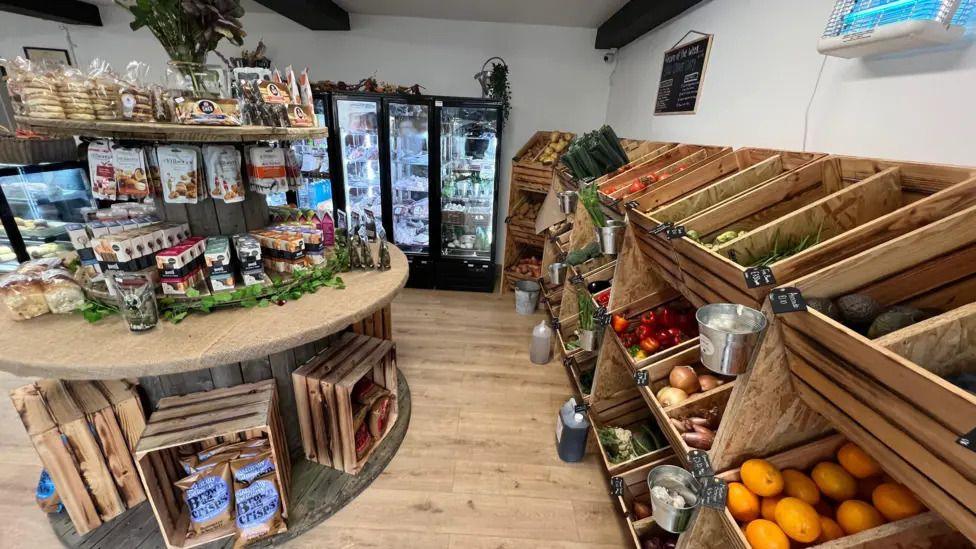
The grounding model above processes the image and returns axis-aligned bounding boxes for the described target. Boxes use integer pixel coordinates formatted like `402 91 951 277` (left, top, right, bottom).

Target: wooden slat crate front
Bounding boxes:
612 452 679 548
598 144 732 206
512 130 575 193
292 332 398 475
670 156 976 308
133 380 290 549
9 379 146 535
588 388 672 477
777 203 976 542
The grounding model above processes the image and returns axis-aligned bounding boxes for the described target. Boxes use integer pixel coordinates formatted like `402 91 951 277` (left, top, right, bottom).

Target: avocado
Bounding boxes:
806 297 840 321
867 306 929 339
582 241 602 259
836 294 883 328
565 250 587 266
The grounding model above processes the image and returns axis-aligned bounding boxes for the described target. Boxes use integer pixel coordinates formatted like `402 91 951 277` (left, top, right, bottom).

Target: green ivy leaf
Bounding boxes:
201 296 216 308
258 299 270 308
212 292 233 303
241 298 258 308
171 311 188 323
186 288 201 298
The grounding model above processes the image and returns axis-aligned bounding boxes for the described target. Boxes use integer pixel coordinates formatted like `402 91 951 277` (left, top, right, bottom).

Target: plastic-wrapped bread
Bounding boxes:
56 66 96 121
40 268 85 314
10 57 65 120
87 58 121 121
0 273 50 320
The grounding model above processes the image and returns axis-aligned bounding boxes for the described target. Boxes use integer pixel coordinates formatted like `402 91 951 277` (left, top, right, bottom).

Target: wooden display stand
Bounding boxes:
292 332 398 475
599 145 732 207
134 380 290 549
10 380 146 535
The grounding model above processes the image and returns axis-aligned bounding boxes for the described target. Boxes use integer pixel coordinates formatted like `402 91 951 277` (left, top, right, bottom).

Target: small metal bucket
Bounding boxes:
514 280 541 315
558 191 578 214
696 303 768 376
548 262 567 285
647 465 702 534
595 219 626 256
578 327 601 351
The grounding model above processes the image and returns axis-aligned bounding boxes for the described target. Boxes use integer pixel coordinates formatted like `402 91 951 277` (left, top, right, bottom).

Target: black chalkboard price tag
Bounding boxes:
649 222 673 236
563 356 574 368
574 402 589 414
634 370 649 386
610 476 625 497
687 450 713 479
666 225 687 240
571 274 585 285
551 318 561 330
625 200 640 210
504 215 512 224
557 251 568 262
769 287 808 314
958 427 976 453
699 476 728 509
744 266 777 289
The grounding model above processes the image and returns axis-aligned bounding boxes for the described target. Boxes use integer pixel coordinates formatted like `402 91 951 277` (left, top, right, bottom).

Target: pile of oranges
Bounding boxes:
726 441 926 549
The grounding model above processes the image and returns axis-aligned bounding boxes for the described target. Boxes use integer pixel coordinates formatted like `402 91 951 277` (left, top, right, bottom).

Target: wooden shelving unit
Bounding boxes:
15 116 328 143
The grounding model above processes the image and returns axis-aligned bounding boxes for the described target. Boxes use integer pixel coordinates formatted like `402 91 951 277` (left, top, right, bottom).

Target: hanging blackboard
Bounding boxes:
654 35 713 115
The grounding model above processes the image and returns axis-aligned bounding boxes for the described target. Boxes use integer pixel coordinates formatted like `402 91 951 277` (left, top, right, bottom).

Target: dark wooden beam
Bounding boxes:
253 0 350 31
596 0 703 49
0 0 102 26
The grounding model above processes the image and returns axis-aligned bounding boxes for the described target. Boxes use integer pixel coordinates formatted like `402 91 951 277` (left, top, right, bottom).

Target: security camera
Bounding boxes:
603 48 618 64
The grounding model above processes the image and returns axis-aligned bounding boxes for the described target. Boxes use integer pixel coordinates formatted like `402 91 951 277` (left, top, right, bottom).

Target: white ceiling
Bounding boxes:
331 0 629 28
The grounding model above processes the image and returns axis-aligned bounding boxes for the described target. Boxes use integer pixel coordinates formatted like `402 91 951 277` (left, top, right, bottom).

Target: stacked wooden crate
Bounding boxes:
292 332 398 475
10 380 146 535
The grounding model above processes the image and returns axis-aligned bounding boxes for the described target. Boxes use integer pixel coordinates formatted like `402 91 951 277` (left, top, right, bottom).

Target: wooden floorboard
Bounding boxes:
0 288 626 548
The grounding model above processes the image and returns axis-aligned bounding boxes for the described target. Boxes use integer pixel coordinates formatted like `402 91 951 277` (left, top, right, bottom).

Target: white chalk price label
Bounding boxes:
571 274 585 285
610 476 624 496
769 287 807 314
666 225 687 240
649 222 673 236
688 450 713 479
625 201 640 210
634 370 649 386
958 428 976 453
699 477 728 509
744 266 777 288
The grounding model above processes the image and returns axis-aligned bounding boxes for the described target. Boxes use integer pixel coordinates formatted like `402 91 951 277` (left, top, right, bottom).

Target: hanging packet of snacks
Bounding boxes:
246 146 287 194
86 58 121 120
88 139 118 200
157 145 205 203
143 145 162 197
118 61 153 122
149 84 173 123
56 65 96 121
203 145 245 203
284 147 302 191
111 144 151 198
11 57 65 120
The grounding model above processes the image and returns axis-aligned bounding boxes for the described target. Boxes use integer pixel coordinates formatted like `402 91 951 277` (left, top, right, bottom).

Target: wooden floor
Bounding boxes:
0 288 627 548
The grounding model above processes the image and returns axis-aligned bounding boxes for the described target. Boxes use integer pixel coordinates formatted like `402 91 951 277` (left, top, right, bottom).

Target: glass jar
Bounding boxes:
165 61 229 100
112 272 159 332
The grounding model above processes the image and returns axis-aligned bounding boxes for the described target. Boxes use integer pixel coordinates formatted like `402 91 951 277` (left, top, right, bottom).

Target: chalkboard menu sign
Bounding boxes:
654 35 713 115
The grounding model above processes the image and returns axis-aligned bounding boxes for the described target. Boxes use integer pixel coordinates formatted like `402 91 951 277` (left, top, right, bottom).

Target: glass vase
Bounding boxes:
166 61 229 100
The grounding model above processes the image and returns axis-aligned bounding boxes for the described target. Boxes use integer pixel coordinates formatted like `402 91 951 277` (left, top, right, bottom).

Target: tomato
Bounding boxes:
645 173 659 184
628 180 646 194
667 327 684 344
657 307 676 328
639 337 661 354
611 314 630 334
635 324 654 341
640 311 657 328
605 184 617 194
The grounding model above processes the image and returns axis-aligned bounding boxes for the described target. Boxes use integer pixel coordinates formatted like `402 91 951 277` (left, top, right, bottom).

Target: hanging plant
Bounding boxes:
116 0 247 65
488 62 511 122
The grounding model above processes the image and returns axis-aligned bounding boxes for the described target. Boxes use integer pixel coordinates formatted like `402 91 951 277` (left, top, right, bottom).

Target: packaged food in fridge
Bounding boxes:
204 145 245 203
0 273 50 320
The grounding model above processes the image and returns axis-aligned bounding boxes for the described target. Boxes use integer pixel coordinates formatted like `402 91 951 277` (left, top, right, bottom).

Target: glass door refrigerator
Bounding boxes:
384 97 436 288
330 93 386 238
434 98 503 292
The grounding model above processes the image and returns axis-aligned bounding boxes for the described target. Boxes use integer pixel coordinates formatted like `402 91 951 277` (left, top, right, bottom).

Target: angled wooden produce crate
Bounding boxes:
612 452 682 547
599 144 732 209
699 434 968 549
511 130 575 193
776 203 976 542
669 156 976 308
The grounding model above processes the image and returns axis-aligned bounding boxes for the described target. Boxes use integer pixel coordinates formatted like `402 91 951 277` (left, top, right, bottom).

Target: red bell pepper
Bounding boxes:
635 324 654 341
654 329 674 350
639 337 661 354
611 314 630 334
619 331 638 348
640 310 657 328
667 327 684 344
657 306 676 329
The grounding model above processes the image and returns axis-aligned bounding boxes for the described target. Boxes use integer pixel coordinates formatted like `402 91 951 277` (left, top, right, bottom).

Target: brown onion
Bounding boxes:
669 366 700 394
656 387 688 407
698 374 725 392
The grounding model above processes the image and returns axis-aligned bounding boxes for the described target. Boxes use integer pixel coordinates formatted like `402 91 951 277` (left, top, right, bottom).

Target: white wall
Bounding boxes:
605 0 976 166
0 1 614 260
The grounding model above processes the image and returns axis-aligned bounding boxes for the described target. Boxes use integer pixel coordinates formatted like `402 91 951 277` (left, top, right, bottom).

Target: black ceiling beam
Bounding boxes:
252 0 350 30
596 0 703 49
0 0 102 26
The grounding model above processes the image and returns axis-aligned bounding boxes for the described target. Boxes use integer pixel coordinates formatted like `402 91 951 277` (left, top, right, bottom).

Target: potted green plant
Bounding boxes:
117 0 247 97
577 288 601 351
579 183 624 256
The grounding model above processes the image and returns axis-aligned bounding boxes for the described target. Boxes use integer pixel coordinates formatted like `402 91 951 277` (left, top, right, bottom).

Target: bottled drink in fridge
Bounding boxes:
530 320 553 364
556 398 590 463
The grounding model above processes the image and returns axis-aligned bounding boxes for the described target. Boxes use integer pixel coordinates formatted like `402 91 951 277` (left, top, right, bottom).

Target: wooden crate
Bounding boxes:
588 388 673 476
605 291 699 372
133 379 290 549
557 260 617 324
712 434 968 549
777 203 976 541
10 380 146 535
612 452 681 548
292 332 397 475
598 144 732 205
628 147 825 236
563 353 597 404
635 346 736 469
501 239 544 293
512 130 575 193
350 305 393 340
671 156 976 308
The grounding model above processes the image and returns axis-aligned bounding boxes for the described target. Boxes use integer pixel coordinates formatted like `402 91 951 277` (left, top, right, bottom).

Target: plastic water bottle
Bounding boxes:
530 320 553 364
556 397 590 462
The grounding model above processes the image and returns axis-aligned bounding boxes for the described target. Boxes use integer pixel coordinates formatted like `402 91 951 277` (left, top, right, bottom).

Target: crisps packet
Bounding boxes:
176 461 235 539
231 450 285 547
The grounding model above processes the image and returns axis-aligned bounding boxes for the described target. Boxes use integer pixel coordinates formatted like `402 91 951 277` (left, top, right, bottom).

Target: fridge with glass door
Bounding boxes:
434 98 503 292
330 93 386 239
384 97 436 288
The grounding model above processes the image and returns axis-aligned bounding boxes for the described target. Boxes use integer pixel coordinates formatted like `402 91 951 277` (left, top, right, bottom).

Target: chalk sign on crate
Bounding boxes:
654 33 713 115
